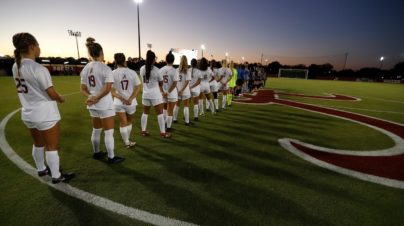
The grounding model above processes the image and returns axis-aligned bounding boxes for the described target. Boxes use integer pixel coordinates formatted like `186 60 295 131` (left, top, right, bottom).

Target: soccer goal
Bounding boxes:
278 68 309 79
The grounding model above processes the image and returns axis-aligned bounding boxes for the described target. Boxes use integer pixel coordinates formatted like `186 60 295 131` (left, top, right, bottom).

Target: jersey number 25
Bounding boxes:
15 78 28 93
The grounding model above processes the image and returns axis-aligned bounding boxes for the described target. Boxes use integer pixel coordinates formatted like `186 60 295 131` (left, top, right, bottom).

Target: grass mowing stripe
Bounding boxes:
0 109 198 226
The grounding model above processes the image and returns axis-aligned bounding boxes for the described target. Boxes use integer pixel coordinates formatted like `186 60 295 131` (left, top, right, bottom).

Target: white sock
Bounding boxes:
126 124 132 138
206 99 209 109
214 99 219 110
119 126 129 145
163 109 167 122
209 100 215 113
45 151 61 179
166 116 173 129
222 95 227 108
198 99 204 114
157 114 165 133
32 145 46 171
104 129 115 159
141 113 148 131
91 128 102 153
173 105 179 121
184 107 190 123
193 105 199 118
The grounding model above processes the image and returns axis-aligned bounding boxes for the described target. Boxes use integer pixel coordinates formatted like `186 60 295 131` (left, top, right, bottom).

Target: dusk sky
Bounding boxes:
0 0 403 70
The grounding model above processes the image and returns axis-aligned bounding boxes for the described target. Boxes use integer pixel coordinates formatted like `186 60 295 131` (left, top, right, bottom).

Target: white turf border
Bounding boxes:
234 90 404 188
273 100 404 189
0 109 198 226
279 139 404 189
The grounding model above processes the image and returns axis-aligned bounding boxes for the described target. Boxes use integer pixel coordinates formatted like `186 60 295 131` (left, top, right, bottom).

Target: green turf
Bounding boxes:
1 76 404 226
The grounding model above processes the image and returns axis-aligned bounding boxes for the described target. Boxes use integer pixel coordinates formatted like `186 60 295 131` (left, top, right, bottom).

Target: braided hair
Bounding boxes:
12 33 38 77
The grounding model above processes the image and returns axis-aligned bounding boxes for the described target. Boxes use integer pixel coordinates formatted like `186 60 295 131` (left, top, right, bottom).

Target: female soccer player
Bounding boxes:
198 57 215 115
160 51 178 132
188 58 202 121
139 50 171 138
173 55 192 125
218 59 233 109
80 37 124 164
12 32 75 183
112 53 141 148
209 60 220 112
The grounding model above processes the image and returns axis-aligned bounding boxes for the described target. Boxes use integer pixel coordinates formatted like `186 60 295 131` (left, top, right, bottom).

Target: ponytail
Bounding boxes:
12 32 38 78
145 50 156 81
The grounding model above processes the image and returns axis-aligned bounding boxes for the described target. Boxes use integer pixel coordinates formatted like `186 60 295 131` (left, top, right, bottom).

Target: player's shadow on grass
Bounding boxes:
131 147 335 226
171 126 370 205
48 186 141 226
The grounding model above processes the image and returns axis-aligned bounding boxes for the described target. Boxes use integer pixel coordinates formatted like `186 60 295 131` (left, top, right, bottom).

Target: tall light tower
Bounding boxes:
225 52 229 61
134 0 143 60
201 44 205 58
67 30 81 59
379 56 384 70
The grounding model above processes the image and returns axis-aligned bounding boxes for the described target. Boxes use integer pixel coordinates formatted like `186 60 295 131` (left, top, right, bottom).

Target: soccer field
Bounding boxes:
1 77 403 226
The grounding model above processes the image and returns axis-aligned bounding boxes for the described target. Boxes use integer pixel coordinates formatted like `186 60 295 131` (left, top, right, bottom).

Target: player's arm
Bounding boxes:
181 80 190 93
190 78 201 89
111 88 125 102
87 83 112 105
80 84 91 97
46 87 65 103
168 81 177 93
128 84 142 103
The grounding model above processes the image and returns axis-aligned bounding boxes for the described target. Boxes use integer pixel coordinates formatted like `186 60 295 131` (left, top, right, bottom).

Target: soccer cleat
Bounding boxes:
160 132 172 139
173 120 178 124
166 128 175 133
194 117 199 121
199 112 205 116
38 166 50 177
185 122 194 126
108 156 125 164
93 151 107 160
216 109 220 113
52 172 75 184
125 141 136 148
140 131 150 137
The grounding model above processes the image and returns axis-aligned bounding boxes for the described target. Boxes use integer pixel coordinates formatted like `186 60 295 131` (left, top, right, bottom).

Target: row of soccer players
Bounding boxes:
81 37 234 158
11 33 234 183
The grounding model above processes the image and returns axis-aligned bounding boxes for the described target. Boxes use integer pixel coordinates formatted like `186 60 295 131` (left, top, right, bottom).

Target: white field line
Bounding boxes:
279 139 404 190
316 105 404 115
0 109 198 226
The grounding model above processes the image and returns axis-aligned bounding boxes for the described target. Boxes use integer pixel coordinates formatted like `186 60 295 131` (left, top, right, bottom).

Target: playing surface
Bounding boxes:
0 77 403 225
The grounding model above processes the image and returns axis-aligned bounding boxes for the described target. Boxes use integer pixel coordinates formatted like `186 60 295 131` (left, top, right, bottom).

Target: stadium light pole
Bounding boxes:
379 56 384 70
67 30 81 59
201 44 205 58
225 52 229 61
134 0 143 60
242 56 245 63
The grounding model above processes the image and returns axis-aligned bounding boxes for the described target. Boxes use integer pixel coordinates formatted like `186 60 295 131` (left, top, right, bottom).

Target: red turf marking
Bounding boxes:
278 92 357 100
292 142 404 181
234 90 404 182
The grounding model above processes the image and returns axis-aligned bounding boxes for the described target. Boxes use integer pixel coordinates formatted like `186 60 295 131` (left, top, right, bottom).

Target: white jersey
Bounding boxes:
160 65 179 99
219 67 233 84
112 67 141 106
200 68 213 84
189 68 202 88
176 68 192 96
80 61 114 110
140 65 163 99
12 58 60 122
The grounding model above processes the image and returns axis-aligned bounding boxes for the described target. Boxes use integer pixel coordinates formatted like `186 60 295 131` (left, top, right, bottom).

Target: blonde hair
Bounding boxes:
179 55 188 74
222 59 227 68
